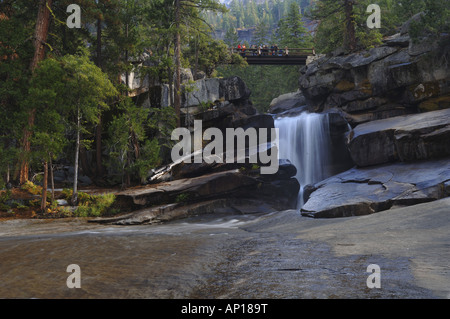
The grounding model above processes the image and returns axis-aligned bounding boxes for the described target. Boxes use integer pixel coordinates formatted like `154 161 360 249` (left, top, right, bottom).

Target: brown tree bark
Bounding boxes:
174 0 181 127
19 0 52 184
29 0 53 71
344 0 356 52
49 156 55 203
72 105 81 206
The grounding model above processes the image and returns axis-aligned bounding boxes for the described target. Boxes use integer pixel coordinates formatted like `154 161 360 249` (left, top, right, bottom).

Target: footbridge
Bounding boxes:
230 47 315 65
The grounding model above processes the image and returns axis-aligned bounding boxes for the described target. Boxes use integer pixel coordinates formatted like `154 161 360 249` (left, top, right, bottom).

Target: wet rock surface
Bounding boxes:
0 198 448 298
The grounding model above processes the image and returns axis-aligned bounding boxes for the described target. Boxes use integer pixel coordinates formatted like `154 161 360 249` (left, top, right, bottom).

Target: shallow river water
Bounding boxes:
1 199 449 299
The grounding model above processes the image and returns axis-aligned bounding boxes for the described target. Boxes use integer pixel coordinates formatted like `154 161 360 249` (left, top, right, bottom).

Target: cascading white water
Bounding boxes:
275 111 332 208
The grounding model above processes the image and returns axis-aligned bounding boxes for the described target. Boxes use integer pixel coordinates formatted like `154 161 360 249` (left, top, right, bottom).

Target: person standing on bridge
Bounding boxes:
284 46 289 56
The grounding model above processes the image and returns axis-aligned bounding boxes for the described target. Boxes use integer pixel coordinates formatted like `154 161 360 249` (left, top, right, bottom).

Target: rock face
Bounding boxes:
347 108 450 167
136 75 251 109
299 31 450 126
268 91 306 114
301 158 450 218
98 165 299 225
284 19 450 219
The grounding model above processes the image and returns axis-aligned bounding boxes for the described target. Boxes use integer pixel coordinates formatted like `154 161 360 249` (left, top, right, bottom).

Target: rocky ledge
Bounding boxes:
348 108 450 167
92 160 299 225
301 108 450 218
301 157 450 218
298 23 450 127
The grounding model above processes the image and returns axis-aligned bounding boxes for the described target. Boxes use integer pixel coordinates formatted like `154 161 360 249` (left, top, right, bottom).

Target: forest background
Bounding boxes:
0 0 447 213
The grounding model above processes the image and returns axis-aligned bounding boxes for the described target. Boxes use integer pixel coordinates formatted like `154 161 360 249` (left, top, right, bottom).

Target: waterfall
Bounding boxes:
274 111 332 208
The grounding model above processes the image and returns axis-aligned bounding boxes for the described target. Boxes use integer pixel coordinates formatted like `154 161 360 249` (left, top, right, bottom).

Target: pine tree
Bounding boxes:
308 0 385 53
27 57 67 211
19 0 53 185
253 20 270 46
224 27 240 47
276 2 312 48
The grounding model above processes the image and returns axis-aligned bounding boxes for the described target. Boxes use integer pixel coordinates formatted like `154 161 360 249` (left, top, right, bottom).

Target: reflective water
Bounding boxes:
0 209 439 299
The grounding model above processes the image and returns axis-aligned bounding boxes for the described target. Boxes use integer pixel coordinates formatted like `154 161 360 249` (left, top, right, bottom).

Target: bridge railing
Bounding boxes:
230 47 315 57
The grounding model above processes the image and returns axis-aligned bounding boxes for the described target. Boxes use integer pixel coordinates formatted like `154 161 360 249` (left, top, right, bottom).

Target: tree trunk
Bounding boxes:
95 116 103 177
79 145 94 177
168 66 174 108
125 23 129 96
40 161 48 212
344 0 356 52
49 156 55 203
194 35 199 78
30 0 53 71
72 106 80 206
96 18 102 68
19 108 36 184
19 0 53 184
95 17 104 178
174 0 181 127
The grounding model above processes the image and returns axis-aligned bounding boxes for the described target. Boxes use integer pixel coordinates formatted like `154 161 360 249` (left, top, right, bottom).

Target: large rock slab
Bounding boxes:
115 170 256 210
115 168 300 215
347 108 450 167
301 158 450 218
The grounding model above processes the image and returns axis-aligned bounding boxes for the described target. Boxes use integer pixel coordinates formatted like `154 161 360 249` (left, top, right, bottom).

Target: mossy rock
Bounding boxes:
419 95 450 112
335 80 355 92
358 79 373 95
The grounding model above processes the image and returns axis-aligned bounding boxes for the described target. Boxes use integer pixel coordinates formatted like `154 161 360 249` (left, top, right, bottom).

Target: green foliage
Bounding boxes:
218 64 300 112
206 0 313 31
62 189 116 217
307 0 383 53
175 193 191 203
184 32 235 77
105 98 163 186
224 28 240 47
134 138 161 183
61 52 118 126
253 20 271 46
408 0 450 41
0 190 12 211
147 106 177 163
21 181 42 196
308 0 448 54
27 58 68 166
275 2 312 48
